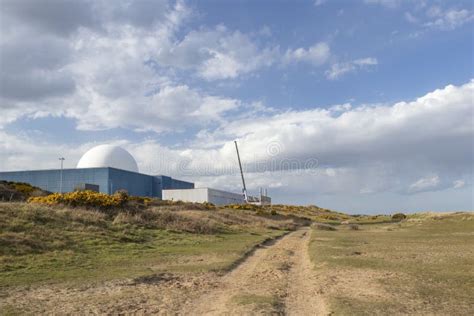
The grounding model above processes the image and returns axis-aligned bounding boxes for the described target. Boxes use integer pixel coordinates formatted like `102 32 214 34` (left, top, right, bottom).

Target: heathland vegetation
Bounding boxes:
1 184 472 314
309 212 474 315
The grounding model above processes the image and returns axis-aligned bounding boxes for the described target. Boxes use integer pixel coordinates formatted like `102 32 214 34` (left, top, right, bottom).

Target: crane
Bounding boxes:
234 141 248 202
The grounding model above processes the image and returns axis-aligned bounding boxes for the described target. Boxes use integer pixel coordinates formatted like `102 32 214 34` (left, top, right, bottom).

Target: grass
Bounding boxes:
233 294 283 312
0 202 293 288
263 204 397 225
309 212 474 315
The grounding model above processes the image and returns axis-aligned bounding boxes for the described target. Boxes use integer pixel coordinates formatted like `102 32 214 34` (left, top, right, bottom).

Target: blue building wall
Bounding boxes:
108 168 155 196
160 175 195 190
0 167 194 198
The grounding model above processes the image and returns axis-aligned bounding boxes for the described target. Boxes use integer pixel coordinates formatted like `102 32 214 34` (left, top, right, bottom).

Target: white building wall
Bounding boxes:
162 188 209 203
162 188 245 205
207 188 245 205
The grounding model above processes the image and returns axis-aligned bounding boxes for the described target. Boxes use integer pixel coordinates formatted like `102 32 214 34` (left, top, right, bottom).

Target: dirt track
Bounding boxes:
180 227 327 315
3 228 328 315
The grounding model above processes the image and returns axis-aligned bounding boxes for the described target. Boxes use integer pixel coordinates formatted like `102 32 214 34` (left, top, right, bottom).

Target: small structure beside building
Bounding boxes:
162 187 272 206
74 183 100 192
163 188 245 205
248 193 272 206
247 188 271 206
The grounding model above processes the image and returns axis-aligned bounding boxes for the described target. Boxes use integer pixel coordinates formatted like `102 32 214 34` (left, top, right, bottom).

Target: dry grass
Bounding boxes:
112 209 222 234
314 223 337 231
0 181 49 202
309 212 474 315
0 201 305 289
348 224 359 230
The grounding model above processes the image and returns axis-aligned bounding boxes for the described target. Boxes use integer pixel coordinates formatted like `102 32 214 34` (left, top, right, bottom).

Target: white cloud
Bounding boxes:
155 25 278 80
314 0 328 7
1 0 302 132
404 12 418 24
403 4 473 32
64 8 243 132
190 80 473 195
0 0 340 134
0 22 75 102
368 1 473 32
0 1 244 132
354 58 378 66
453 180 465 189
329 103 352 112
409 175 440 193
363 0 401 9
424 7 474 30
326 57 378 80
0 131 86 171
258 25 272 37
71 84 240 132
283 42 330 66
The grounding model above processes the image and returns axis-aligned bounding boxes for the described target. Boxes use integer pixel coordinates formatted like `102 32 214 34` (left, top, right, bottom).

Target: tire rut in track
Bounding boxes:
180 227 327 315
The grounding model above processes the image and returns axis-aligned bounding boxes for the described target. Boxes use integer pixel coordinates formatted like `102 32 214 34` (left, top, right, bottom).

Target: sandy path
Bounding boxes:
2 228 327 315
180 227 327 315
285 230 328 316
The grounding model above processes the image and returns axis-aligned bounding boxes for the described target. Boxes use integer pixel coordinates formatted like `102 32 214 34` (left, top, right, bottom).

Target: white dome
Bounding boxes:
77 145 139 173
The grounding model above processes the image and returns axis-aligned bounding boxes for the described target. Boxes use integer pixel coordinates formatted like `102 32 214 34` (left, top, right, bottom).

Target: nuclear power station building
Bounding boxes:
0 144 271 205
0 145 194 199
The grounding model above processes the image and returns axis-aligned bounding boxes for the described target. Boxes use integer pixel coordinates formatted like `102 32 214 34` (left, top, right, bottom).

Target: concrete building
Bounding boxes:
0 144 272 204
163 188 245 205
0 145 193 198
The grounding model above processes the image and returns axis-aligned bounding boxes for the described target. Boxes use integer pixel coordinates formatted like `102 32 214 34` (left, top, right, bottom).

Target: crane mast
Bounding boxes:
234 141 248 202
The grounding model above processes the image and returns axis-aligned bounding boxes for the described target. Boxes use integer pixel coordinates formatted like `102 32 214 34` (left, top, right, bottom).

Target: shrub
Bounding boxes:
348 224 359 230
112 209 221 234
228 204 261 212
392 213 407 221
0 181 49 201
28 190 130 211
314 223 337 231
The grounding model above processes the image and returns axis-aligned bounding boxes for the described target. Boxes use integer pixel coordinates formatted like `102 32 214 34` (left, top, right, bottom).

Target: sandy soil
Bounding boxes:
180 227 327 315
2 228 330 315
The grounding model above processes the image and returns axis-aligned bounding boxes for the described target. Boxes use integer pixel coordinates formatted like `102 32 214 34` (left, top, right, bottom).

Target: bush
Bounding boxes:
0 181 49 201
112 209 221 234
28 190 129 211
314 223 337 231
228 204 261 212
348 224 359 230
392 213 407 221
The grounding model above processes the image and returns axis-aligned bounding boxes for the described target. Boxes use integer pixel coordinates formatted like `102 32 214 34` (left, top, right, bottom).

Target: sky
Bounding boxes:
0 0 473 213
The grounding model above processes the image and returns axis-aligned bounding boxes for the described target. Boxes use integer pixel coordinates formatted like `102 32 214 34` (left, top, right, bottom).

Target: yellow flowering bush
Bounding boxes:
12 182 36 195
28 190 129 209
228 204 261 211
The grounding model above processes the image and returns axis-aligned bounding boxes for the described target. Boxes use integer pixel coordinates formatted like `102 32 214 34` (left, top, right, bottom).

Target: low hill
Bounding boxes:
0 181 50 202
0 200 306 288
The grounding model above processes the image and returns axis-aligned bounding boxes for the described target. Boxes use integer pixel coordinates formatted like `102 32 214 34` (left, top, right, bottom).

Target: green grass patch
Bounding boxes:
233 294 282 311
309 212 474 315
0 203 287 288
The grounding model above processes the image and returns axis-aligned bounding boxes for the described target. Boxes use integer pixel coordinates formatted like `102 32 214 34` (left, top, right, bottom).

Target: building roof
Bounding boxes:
76 145 139 173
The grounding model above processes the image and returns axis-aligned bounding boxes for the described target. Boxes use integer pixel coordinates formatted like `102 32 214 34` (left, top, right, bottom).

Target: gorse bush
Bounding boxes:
228 204 261 211
28 190 129 210
11 183 36 195
314 223 337 231
0 181 49 201
392 213 407 221
348 224 360 230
